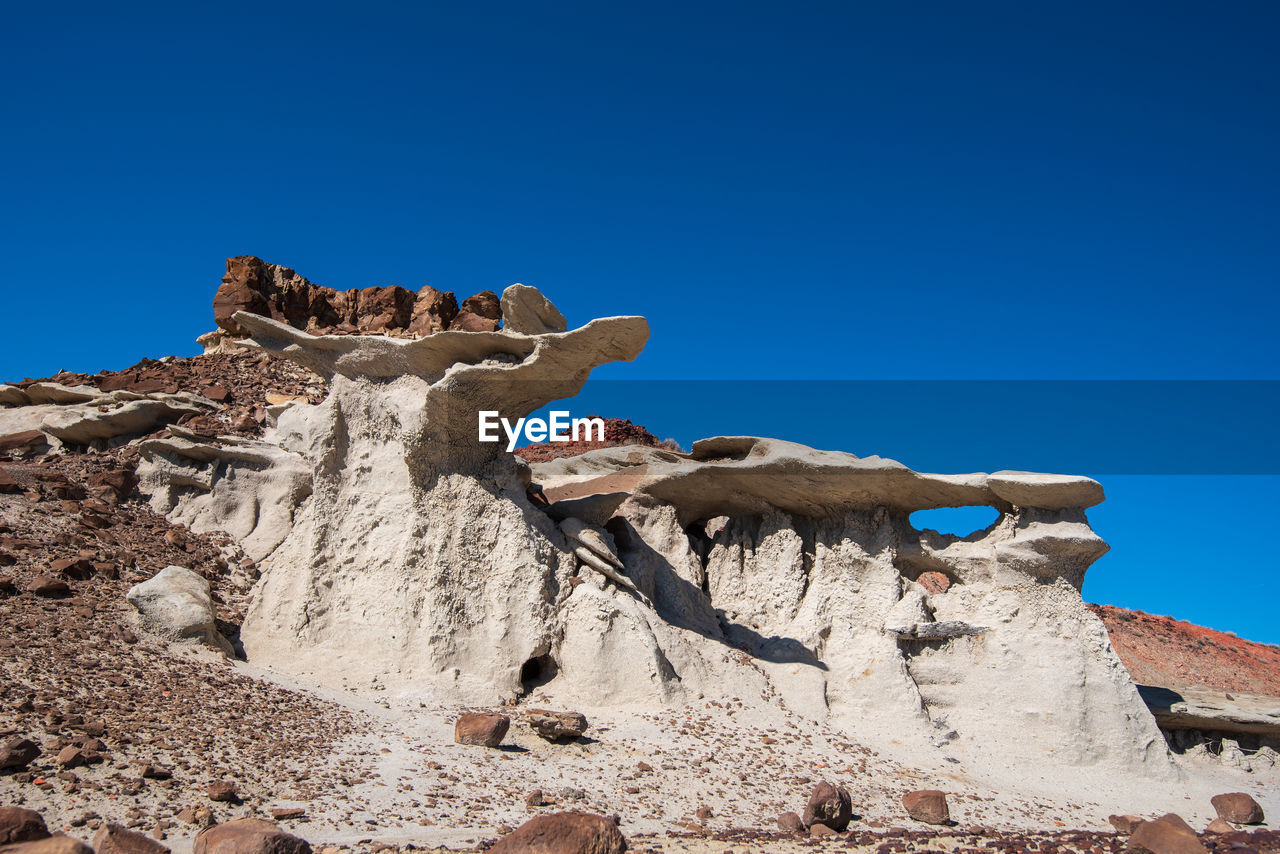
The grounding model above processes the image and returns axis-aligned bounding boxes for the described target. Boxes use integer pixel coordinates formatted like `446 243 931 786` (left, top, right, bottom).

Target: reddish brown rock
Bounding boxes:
802 781 852 832
810 824 838 837
917 571 951 594
1204 818 1235 834
92 824 170 854
1110 815 1145 834
28 577 70 597
526 709 589 741
0 432 48 457
1126 819 1208 854
1210 792 1264 825
266 810 304 822
192 819 310 854
407 287 458 335
902 790 950 825
487 812 625 854
0 835 95 854
1155 814 1196 835
447 310 501 332
459 290 502 320
55 746 86 768
0 468 20 494
200 386 231 403
0 737 41 770
87 469 137 502
0 808 49 845
777 812 805 833
51 558 94 580
454 712 510 747
206 780 238 802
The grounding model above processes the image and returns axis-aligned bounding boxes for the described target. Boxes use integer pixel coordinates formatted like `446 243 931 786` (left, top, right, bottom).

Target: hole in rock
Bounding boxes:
909 506 1000 537
520 654 559 695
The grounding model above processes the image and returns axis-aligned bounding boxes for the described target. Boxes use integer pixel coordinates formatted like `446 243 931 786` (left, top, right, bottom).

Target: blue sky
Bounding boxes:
2 3 1277 642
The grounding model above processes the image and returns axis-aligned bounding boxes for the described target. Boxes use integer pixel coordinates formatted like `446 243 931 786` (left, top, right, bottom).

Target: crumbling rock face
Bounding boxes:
138 274 1176 782
212 255 500 339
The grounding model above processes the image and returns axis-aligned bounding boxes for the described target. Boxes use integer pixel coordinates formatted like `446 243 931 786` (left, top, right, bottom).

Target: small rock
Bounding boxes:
810 824 838 837
488 812 625 854
1210 792 1264 825
200 386 231 403
268 809 305 822
777 813 805 833
525 790 545 808
1155 814 1196 835
55 746 87 768
0 807 49 845
902 790 950 825
525 709 588 741
93 824 170 854
1205 818 1235 834
453 713 510 748
802 781 852 832
694 806 713 822
0 836 95 854
139 765 172 780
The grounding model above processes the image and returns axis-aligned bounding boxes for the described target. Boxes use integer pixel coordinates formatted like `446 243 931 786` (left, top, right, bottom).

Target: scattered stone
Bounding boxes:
139 764 172 780
1210 792 1264 825
192 818 310 854
1155 814 1196 835
525 790 545 808
55 746 87 768
1126 819 1208 854
453 713 510 748
0 808 49 845
92 824 170 854
1204 818 1235 834
267 810 305 822
525 709 589 741
0 737 41 770
487 812 625 854
902 790 950 825
802 781 852 832
777 812 805 834
206 781 238 803
810 824 838 837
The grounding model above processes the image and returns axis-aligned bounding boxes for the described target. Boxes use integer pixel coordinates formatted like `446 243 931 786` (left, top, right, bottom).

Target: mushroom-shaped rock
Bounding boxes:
126 566 232 655
488 812 625 854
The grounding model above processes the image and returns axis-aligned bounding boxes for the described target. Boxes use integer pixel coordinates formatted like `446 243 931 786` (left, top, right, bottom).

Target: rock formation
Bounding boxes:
136 275 1180 785
211 255 507 341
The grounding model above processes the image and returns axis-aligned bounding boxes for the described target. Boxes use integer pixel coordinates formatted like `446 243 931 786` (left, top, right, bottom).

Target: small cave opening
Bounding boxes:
520 654 559 695
909 506 1000 538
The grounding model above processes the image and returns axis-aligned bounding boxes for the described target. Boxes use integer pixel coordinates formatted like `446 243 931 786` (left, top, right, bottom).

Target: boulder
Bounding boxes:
902 790 950 825
454 713 510 747
91 825 170 854
0 836 94 854
1210 793 1264 825
1110 815 1145 834
526 709 589 741
447 310 500 332
0 808 49 845
459 290 501 320
0 431 49 457
0 737 41 770
777 812 805 833
126 566 232 654
802 781 852 832
207 781 238 802
1155 814 1196 835
192 819 310 854
407 286 458 336
487 812 625 854
1125 819 1208 854
501 284 567 335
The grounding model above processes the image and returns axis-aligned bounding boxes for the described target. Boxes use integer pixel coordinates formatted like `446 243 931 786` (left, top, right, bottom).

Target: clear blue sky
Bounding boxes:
2 3 1277 642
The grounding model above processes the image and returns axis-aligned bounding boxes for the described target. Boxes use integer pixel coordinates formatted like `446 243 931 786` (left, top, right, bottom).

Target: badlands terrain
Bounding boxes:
0 257 1277 854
